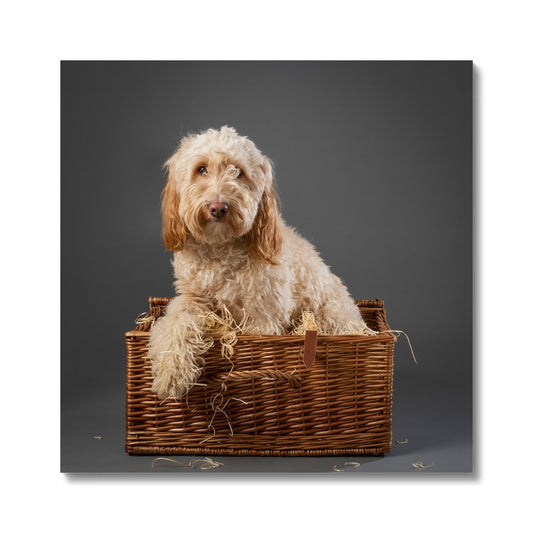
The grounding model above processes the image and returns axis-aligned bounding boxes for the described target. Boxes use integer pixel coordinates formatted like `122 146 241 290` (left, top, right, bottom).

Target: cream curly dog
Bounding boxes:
148 126 366 400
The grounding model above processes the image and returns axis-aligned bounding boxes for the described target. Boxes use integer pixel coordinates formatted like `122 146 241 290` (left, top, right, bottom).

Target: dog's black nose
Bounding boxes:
209 201 229 219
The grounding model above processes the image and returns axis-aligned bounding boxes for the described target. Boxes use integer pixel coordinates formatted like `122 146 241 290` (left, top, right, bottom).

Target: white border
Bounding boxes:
2 1 532 531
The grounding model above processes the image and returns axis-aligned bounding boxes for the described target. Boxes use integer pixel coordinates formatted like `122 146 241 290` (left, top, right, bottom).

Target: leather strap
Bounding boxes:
303 330 318 368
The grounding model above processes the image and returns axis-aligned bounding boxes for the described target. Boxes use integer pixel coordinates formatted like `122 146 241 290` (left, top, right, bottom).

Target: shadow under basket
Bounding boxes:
125 298 396 456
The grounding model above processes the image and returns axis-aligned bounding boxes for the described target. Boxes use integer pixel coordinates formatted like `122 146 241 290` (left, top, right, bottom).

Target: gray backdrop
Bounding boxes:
61 61 472 473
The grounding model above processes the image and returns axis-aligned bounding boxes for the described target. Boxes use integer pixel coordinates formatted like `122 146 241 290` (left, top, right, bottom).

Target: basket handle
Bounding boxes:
210 369 302 388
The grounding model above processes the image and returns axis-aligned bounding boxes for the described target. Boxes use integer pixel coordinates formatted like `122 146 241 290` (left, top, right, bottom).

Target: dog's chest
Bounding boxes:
174 250 248 304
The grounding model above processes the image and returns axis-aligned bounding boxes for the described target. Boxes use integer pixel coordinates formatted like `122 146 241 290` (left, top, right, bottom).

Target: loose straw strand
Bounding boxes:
152 456 224 470
333 461 361 471
135 312 155 330
382 329 417 364
412 461 434 470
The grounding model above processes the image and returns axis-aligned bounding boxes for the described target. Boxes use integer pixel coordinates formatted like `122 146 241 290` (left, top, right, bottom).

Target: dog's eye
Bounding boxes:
235 168 242 178
197 166 208 176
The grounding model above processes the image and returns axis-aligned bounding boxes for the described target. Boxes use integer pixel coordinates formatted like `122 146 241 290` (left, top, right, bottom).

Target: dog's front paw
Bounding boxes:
147 315 208 400
150 357 200 400
148 345 204 400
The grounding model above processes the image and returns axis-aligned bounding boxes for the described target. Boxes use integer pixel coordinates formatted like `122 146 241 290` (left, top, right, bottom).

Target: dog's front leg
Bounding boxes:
147 294 212 400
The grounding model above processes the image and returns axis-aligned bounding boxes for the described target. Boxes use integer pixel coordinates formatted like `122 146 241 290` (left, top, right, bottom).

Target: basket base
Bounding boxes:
126 445 388 457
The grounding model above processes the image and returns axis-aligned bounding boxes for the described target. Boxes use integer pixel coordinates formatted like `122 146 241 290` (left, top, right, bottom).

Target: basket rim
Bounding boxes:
126 296 396 341
124 329 397 341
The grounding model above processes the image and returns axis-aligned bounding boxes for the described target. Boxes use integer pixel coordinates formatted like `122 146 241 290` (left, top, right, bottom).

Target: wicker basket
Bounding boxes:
125 298 396 456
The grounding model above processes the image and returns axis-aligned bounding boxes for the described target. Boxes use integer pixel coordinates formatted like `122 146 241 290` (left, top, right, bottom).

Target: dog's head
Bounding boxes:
161 126 282 263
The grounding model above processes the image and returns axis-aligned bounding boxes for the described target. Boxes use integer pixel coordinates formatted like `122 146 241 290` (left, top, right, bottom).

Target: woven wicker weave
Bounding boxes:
125 298 396 456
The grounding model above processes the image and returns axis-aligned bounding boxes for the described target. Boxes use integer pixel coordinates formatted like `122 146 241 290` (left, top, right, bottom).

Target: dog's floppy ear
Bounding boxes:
245 157 282 263
161 160 187 251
